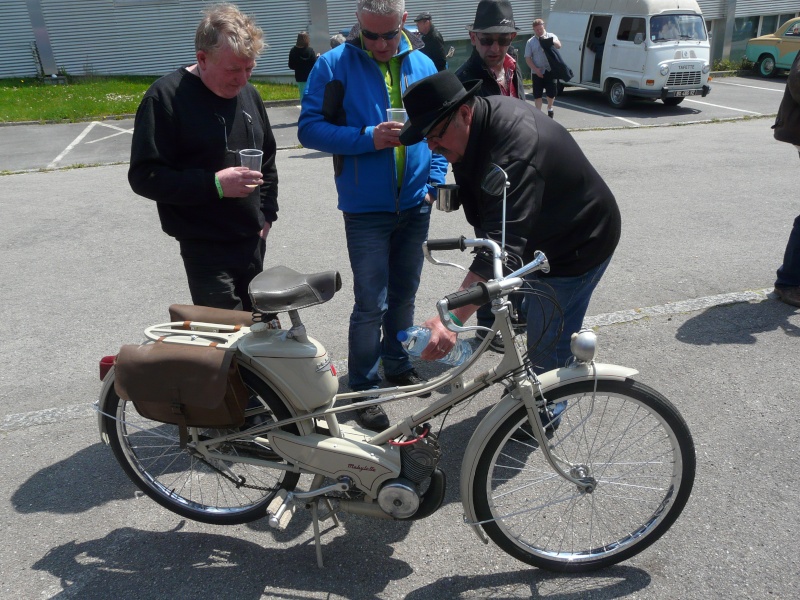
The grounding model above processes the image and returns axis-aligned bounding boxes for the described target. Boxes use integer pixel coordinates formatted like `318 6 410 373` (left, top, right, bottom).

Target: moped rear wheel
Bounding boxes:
103 366 300 525
472 379 695 572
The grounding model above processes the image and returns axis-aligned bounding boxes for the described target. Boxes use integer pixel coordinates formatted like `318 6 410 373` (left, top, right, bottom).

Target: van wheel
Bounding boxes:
663 98 684 106
606 80 631 109
756 55 777 78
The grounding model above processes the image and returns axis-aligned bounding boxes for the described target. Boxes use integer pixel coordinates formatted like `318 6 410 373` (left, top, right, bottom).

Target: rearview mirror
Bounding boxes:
481 163 508 196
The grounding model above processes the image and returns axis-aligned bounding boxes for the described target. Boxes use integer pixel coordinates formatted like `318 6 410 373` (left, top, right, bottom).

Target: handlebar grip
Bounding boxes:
444 283 492 310
425 236 467 252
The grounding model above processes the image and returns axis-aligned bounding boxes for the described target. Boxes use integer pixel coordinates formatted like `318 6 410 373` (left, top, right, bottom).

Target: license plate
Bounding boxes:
674 89 698 97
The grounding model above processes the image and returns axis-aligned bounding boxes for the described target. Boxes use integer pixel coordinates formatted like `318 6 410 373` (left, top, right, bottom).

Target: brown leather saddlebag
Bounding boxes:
114 342 249 447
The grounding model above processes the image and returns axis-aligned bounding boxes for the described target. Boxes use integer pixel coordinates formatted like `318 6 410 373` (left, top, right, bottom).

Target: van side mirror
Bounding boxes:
634 32 644 44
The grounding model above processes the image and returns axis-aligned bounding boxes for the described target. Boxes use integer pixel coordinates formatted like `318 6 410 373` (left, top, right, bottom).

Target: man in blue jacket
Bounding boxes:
298 0 447 431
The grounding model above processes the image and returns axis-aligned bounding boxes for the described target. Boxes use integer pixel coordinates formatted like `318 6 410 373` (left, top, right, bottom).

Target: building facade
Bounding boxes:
1 0 798 79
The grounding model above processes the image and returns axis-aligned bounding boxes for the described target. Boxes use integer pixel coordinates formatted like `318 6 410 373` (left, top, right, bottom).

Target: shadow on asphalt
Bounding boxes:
675 297 800 345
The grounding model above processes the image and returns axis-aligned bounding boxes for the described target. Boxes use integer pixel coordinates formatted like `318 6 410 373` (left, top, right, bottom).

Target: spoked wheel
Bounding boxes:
103 366 300 525
472 379 695 572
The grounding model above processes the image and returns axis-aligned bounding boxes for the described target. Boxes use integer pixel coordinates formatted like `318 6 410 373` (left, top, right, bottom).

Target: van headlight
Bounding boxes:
702 63 711 74
659 64 669 76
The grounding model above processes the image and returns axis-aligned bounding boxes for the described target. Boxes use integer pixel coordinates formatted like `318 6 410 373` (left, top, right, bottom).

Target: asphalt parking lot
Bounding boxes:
1 73 798 599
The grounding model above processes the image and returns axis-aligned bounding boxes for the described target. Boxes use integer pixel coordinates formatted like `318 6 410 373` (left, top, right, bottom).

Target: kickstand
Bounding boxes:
308 476 342 568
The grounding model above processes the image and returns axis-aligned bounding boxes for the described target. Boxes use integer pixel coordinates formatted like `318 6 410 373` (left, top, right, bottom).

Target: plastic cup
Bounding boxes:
239 149 263 171
386 108 407 123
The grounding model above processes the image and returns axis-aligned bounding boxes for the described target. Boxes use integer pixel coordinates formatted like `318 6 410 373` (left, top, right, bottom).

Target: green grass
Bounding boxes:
0 76 299 123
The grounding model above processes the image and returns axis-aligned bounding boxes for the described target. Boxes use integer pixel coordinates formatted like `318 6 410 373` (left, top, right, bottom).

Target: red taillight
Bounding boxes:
99 355 116 380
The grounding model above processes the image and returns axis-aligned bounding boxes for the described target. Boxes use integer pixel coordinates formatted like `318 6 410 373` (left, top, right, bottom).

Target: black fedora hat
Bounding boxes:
466 0 519 34
399 72 481 146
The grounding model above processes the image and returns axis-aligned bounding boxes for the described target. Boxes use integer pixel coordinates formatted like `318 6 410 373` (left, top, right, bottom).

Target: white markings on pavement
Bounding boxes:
556 99 642 126
47 121 134 169
712 80 785 92
684 99 762 115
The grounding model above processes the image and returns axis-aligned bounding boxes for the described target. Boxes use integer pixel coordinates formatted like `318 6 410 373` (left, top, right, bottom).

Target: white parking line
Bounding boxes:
556 99 642 127
86 122 134 144
712 80 785 92
684 99 762 114
47 121 98 169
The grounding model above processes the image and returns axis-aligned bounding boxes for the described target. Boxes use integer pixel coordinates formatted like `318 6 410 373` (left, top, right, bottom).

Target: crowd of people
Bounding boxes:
127 0 798 434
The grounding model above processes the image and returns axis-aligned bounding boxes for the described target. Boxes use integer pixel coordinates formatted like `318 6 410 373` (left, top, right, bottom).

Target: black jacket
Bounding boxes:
452 96 620 279
455 49 526 99
773 52 800 145
419 25 446 71
129 67 278 242
288 46 317 82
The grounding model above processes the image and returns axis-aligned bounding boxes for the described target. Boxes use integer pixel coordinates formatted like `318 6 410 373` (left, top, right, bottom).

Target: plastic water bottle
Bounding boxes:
397 326 473 367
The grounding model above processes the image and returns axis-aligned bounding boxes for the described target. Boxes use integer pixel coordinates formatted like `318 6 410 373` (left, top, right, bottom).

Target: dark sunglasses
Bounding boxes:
360 25 402 41
478 35 513 46
425 109 458 143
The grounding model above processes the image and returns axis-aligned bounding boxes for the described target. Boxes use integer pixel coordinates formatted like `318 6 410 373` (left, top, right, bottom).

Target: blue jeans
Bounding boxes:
343 204 431 391
524 256 612 374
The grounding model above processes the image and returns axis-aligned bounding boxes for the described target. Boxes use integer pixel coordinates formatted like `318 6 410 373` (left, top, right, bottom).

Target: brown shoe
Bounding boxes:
775 286 800 308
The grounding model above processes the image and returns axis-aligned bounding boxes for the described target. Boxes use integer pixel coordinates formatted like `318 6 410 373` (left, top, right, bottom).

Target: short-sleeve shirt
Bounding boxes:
525 32 560 71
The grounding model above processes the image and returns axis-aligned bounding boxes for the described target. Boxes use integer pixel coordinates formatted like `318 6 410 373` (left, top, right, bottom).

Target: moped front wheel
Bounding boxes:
472 379 695 572
103 366 300 525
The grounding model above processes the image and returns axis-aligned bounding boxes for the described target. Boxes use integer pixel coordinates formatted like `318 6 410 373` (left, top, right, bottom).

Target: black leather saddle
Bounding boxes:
249 266 342 313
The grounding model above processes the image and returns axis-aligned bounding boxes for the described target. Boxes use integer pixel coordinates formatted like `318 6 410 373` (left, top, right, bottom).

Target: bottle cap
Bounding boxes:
397 330 410 342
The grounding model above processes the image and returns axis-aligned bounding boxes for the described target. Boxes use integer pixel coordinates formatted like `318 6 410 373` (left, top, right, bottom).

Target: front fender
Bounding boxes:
458 362 638 542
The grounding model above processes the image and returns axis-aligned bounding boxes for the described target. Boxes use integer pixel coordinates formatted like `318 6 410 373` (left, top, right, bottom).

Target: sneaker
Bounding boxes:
547 109 554 119
356 405 390 431
775 285 800 308
385 369 431 398
475 329 505 353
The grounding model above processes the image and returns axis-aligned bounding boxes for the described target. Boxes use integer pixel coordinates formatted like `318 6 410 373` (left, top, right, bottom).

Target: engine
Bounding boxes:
377 426 441 518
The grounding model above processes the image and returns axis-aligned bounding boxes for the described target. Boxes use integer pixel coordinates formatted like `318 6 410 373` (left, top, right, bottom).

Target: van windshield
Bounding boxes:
651 15 706 42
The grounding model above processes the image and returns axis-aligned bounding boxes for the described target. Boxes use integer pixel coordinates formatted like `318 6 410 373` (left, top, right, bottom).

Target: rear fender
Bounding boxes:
458 362 638 542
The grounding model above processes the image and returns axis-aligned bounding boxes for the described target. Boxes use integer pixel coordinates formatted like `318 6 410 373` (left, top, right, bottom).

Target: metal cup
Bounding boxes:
434 184 460 212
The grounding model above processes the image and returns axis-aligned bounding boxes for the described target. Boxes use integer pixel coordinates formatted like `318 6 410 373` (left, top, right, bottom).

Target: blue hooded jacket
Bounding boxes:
298 28 447 213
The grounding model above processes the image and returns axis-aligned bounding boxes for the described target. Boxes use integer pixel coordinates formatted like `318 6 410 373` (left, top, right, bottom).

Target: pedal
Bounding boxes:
267 489 296 529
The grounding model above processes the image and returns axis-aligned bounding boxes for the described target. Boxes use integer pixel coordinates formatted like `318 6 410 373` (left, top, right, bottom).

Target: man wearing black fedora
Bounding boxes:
399 71 621 388
455 0 525 100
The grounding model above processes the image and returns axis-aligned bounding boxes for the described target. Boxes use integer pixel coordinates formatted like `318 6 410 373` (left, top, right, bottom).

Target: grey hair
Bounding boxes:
357 0 405 18
195 3 265 59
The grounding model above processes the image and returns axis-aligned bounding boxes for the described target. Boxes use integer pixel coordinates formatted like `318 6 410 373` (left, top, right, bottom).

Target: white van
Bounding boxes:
547 0 712 108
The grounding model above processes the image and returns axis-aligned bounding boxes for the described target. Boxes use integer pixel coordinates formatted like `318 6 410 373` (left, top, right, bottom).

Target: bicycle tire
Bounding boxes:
472 379 695 572
103 365 300 525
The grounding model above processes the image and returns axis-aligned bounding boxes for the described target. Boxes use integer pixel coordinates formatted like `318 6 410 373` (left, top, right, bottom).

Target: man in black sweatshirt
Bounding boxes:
129 3 278 312
400 72 620 383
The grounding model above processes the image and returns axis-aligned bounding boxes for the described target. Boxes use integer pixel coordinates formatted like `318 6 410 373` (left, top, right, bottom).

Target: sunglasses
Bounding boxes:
477 35 513 46
360 24 402 41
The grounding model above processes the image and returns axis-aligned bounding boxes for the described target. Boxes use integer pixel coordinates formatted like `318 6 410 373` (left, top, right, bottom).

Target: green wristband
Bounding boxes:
449 311 463 327
214 174 224 199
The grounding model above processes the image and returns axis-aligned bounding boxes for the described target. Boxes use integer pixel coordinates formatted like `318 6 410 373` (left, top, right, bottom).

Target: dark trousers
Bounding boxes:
179 237 265 312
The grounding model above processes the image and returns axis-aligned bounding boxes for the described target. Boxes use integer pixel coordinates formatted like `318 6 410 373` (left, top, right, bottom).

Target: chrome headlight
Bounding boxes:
659 64 670 76
702 63 711 74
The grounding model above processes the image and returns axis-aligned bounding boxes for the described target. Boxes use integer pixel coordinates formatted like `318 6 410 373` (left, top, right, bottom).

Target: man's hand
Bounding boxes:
373 121 403 150
260 221 271 240
419 316 457 361
217 166 262 198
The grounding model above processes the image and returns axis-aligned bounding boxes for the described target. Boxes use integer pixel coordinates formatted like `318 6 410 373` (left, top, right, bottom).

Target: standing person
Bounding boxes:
772 52 800 308
298 0 447 431
455 0 525 100
329 33 346 49
129 2 278 314
414 12 446 71
399 72 620 424
455 0 526 351
288 31 317 97
525 18 562 118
